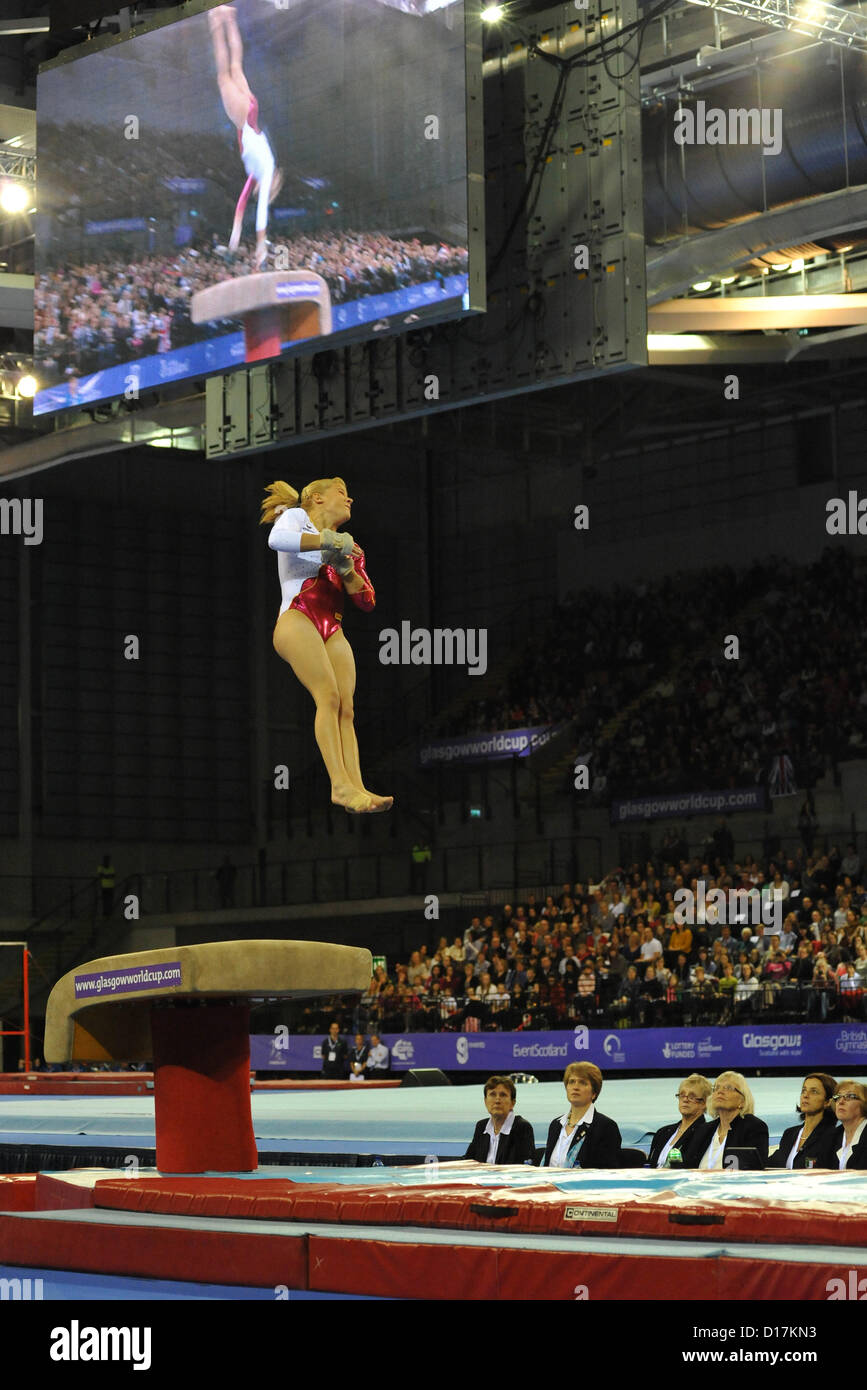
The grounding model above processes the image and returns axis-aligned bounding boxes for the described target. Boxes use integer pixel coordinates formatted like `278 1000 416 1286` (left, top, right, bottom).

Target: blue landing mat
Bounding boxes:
0 1264 389 1300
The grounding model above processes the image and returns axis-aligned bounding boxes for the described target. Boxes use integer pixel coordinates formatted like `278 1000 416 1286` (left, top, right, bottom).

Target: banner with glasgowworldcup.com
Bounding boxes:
250 1023 866 1072
611 786 767 823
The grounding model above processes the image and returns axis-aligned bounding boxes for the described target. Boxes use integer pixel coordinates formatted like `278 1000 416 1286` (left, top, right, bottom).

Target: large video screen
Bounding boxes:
34 0 476 416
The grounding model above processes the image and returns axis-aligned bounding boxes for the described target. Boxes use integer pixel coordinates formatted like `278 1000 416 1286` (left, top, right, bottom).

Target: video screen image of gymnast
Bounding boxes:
464 1065 867 1170
262 476 392 815
208 3 283 271
34 0 470 406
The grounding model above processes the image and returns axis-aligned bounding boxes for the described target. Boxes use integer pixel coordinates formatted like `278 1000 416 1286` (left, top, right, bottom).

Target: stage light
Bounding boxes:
0 182 30 214
17 374 37 398
720 275 737 284
788 259 805 273
691 280 712 292
481 5 505 21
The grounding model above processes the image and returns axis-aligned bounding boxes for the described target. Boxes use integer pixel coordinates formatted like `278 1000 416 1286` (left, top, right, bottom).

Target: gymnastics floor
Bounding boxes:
1 1078 864 1300
0 1075 818 1160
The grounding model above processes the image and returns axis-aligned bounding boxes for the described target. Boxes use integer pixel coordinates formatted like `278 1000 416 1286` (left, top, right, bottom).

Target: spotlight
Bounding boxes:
719 275 737 284
481 5 505 21
788 259 805 273
17 374 37 398
0 182 30 214
691 280 712 292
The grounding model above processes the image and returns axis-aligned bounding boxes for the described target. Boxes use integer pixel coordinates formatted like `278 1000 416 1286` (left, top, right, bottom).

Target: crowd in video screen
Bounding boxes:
35 229 467 384
34 0 470 405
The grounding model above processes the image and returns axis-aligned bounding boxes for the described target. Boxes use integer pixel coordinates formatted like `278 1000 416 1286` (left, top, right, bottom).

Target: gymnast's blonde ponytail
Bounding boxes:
260 480 300 525
261 477 348 525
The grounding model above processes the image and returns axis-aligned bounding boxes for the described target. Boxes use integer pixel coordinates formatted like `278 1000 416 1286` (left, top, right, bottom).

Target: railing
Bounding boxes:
289 979 864 1036
0 875 100 920
80 836 605 916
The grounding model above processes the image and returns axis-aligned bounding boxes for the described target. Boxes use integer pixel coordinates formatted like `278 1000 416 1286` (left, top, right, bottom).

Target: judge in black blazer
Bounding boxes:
691 1071 769 1169
830 1080 867 1170
647 1073 712 1167
768 1073 839 1169
542 1061 622 1168
464 1075 537 1165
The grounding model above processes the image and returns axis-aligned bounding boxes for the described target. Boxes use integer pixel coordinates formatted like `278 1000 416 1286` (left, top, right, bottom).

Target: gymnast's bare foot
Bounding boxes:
362 791 393 813
207 5 231 33
332 785 374 814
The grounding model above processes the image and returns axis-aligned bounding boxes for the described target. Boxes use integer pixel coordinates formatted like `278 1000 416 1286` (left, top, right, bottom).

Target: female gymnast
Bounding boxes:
262 477 393 815
208 3 283 269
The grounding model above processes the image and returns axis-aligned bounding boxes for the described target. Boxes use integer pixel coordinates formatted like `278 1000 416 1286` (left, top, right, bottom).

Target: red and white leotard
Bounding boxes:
268 507 374 641
237 96 276 233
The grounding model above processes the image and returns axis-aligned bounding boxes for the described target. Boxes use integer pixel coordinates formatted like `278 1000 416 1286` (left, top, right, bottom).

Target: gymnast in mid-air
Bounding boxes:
262 478 393 815
208 3 283 269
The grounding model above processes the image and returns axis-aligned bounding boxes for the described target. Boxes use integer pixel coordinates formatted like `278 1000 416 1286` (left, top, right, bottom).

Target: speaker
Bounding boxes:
401 1068 452 1087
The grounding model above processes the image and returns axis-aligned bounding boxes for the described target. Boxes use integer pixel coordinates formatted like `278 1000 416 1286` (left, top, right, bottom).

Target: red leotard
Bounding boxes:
289 549 375 642
237 95 260 155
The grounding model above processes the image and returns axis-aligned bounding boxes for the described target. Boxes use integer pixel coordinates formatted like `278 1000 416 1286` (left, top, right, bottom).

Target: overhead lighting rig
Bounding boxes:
684 0 867 53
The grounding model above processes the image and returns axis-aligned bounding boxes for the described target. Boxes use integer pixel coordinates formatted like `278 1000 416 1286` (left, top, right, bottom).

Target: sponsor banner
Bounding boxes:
84 218 148 234
249 1023 864 1072
611 785 767 824
419 724 559 767
74 961 182 999
35 273 467 416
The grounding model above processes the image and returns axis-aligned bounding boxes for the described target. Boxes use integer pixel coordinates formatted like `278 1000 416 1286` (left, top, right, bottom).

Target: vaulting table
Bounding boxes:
43 940 371 1173
191 269 333 362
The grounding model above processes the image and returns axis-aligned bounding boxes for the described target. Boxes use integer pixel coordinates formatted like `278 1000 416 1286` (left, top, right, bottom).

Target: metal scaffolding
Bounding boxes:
685 0 867 51
0 151 35 183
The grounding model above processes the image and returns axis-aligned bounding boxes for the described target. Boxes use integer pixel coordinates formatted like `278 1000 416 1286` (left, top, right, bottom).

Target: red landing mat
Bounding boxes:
0 1207 861 1300
0 1210 307 1290
90 1174 867 1249
250 1080 400 1090
0 1073 398 1095
0 1175 36 1212
0 1072 152 1096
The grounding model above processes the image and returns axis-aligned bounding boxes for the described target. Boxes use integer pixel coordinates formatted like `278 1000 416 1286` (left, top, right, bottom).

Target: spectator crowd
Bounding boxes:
428 550 867 802
302 839 867 1037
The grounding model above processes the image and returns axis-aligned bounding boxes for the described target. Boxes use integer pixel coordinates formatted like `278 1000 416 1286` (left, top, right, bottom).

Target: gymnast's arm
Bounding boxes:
268 527 326 553
341 548 376 612
268 512 354 555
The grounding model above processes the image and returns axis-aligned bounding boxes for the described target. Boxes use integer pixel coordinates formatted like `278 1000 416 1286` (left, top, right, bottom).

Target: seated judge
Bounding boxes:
768 1073 839 1169
647 1073 711 1167
464 1075 536 1165
542 1061 621 1168
691 1071 769 1169
831 1080 867 1169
